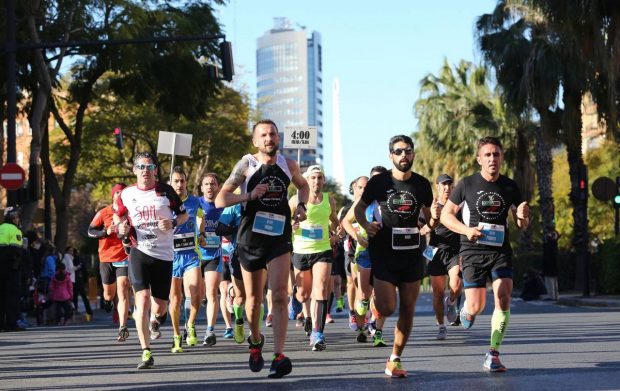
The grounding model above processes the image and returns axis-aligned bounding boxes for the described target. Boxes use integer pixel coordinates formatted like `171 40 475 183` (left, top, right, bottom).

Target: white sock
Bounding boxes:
389 354 400 362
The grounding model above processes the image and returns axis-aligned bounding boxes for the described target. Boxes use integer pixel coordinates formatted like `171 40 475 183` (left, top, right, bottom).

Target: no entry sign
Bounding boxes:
0 163 26 190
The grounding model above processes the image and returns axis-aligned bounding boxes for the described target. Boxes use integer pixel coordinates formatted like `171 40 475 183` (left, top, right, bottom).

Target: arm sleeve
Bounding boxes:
88 211 107 238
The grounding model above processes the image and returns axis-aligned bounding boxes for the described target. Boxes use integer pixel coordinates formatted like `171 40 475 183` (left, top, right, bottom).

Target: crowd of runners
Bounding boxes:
89 119 529 378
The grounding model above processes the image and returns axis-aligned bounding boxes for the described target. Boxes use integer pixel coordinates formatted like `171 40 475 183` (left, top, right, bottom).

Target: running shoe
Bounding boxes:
117 325 129 342
149 319 161 340
348 313 358 331
234 318 245 344
367 319 377 336
310 331 326 351
295 315 305 328
304 317 312 336
248 334 265 372
483 350 507 372
373 330 386 347
336 297 344 312
326 314 334 324
137 349 154 370
460 303 476 330
356 299 370 316
445 296 457 324
265 314 273 328
385 358 407 378
226 286 235 314
223 328 234 339
450 316 461 327
288 294 302 320
171 335 183 353
203 330 216 346
268 354 292 378
185 323 198 346
356 328 367 343
437 325 447 340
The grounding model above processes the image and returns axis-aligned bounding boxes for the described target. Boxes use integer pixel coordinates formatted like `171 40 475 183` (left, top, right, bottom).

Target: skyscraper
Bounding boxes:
256 17 323 168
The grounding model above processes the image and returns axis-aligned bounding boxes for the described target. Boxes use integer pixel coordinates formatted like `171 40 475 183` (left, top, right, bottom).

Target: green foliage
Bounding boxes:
594 237 620 294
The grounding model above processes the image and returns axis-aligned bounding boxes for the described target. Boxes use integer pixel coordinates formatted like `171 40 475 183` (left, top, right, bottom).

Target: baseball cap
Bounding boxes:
111 183 127 198
303 165 324 178
3 206 19 218
436 173 453 184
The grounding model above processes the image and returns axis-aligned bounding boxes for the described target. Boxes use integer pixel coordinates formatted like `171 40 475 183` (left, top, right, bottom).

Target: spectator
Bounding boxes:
49 262 73 325
0 206 26 331
70 247 93 320
61 246 76 286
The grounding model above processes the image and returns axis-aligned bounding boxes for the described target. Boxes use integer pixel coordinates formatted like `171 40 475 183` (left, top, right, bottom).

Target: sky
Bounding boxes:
215 0 497 190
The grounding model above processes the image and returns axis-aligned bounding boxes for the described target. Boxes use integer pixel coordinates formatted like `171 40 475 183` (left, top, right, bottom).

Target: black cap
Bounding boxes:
436 173 453 184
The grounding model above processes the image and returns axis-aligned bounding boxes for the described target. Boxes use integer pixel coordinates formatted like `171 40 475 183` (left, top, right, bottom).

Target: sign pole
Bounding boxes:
297 148 301 166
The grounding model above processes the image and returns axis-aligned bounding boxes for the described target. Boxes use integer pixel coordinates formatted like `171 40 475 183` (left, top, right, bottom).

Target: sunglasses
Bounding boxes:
391 147 413 156
134 163 157 171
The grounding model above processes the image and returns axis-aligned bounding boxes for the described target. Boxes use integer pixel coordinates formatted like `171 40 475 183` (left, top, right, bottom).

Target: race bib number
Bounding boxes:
423 245 438 261
174 232 196 251
202 231 220 249
252 212 285 236
392 227 420 250
301 224 323 241
476 223 505 247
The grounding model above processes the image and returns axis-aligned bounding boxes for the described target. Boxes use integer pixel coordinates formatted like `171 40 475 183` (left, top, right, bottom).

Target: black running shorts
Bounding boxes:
129 248 172 300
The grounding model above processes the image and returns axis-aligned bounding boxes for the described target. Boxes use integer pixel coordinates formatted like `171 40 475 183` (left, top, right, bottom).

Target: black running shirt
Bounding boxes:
448 172 523 256
361 170 433 267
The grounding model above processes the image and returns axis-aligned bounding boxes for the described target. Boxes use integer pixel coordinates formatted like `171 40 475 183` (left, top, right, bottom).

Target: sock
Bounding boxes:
316 299 328 333
207 325 214 332
155 312 167 325
233 303 244 321
490 309 510 350
150 312 156 322
183 298 191 324
328 292 335 313
389 354 400 362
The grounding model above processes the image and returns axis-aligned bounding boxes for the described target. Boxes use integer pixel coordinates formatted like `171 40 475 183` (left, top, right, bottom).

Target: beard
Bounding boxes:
394 160 413 173
261 144 278 156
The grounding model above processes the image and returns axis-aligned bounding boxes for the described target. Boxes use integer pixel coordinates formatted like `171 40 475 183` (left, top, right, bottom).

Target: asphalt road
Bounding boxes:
1 292 619 390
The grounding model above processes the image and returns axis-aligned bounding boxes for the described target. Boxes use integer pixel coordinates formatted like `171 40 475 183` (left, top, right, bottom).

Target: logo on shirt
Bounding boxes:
475 192 506 221
386 191 417 220
258 176 287 207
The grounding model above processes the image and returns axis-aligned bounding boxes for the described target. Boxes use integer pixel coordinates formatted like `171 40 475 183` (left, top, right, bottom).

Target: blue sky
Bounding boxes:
215 0 497 190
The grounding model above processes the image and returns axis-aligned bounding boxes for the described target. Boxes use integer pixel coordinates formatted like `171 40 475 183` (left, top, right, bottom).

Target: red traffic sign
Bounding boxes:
0 163 26 190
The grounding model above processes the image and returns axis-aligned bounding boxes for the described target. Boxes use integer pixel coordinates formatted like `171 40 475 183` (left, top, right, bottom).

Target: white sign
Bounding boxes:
157 131 193 157
283 126 317 150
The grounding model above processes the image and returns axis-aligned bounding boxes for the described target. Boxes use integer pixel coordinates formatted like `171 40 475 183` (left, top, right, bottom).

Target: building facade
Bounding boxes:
256 18 323 168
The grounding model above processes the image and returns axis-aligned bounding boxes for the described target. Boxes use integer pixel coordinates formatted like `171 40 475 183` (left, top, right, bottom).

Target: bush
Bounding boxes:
594 237 620 294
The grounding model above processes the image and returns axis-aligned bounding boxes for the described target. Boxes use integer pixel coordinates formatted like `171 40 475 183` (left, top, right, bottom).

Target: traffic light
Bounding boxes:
615 176 620 209
577 163 588 202
114 127 124 149
219 41 234 82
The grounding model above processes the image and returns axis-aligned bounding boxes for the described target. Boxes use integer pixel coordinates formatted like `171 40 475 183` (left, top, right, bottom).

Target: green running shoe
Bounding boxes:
171 335 183 353
185 323 198 346
373 330 387 347
356 299 370 316
137 349 154 370
234 318 245 344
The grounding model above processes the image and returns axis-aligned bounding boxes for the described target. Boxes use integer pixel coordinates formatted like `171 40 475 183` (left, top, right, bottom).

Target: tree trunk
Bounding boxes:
514 123 535 254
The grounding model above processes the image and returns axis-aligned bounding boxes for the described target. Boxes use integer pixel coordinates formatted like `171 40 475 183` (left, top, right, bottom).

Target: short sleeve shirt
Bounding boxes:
115 182 185 261
448 173 523 255
361 170 433 267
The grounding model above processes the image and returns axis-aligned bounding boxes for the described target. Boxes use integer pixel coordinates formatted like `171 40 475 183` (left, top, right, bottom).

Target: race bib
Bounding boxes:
112 260 129 267
252 212 285 236
423 245 438 261
300 224 323 241
202 231 220 249
392 227 420 250
476 223 505 247
174 232 196 251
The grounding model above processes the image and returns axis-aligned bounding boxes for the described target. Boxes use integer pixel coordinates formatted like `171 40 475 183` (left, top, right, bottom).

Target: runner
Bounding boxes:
115 152 188 369
168 166 202 353
440 137 529 372
88 183 131 342
420 173 462 340
197 173 224 347
215 119 309 378
354 135 437 377
290 165 339 351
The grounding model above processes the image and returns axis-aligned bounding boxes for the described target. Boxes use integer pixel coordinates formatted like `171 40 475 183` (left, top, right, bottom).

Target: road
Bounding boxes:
1 292 618 390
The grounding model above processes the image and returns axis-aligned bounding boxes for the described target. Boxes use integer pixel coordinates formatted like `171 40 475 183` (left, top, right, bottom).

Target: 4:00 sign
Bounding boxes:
291 130 311 139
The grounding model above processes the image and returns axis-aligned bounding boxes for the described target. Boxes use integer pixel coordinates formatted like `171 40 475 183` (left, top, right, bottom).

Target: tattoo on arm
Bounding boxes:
224 158 248 188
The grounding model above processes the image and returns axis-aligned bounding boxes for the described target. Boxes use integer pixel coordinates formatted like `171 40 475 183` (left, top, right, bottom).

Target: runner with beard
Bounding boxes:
215 119 309 378
354 135 438 377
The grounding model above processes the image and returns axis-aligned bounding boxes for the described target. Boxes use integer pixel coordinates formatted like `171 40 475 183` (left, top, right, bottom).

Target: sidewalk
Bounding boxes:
556 292 620 308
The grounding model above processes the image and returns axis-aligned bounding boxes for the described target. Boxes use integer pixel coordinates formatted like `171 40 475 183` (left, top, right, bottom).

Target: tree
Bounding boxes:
17 0 228 249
